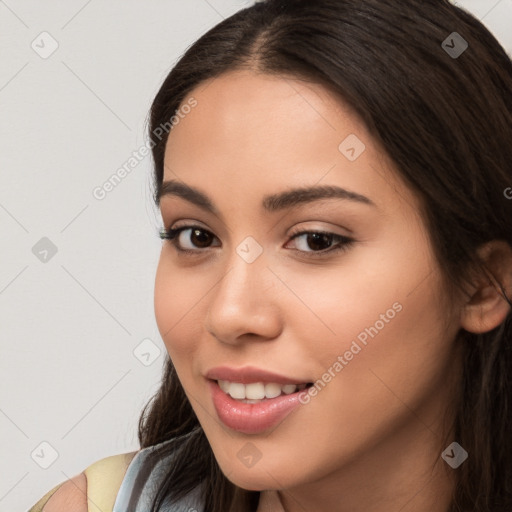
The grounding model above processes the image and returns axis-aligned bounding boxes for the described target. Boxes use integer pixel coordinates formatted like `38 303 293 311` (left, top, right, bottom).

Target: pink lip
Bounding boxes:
208 380 308 434
205 365 310 385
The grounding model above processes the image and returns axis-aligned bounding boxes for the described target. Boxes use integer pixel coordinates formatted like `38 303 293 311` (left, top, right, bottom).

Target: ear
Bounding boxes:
459 240 512 334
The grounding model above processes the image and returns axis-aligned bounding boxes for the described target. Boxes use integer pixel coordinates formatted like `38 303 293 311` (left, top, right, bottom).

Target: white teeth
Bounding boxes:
245 382 265 400
264 383 282 399
228 382 245 400
282 384 297 394
218 380 230 393
218 380 305 400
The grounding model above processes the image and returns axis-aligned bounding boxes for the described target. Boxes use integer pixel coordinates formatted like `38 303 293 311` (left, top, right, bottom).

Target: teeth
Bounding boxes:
245 382 265 400
218 380 230 393
218 380 306 400
227 382 245 400
282 384 297 394
264 383 282 399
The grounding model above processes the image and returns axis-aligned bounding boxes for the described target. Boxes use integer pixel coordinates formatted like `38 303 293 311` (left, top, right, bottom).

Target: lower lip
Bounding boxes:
208 380 306 434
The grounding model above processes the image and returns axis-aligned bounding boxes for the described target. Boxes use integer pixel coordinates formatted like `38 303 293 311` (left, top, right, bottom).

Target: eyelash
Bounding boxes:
158 224 355 258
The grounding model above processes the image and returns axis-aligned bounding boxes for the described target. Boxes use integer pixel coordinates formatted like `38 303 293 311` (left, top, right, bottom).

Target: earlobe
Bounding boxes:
459 240 512 334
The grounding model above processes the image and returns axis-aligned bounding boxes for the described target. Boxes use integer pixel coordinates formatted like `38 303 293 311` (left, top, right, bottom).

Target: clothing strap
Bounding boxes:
84 451 138 511
27 450 137 512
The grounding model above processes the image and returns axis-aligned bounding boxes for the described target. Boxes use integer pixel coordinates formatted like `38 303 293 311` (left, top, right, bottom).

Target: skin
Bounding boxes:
153 69 510 512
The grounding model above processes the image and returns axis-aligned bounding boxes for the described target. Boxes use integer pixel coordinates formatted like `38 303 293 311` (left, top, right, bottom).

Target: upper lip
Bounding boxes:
205 366 311 385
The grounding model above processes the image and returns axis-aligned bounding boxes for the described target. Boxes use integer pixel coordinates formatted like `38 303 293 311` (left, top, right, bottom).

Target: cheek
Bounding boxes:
275 250 407 367
154 256 204 359
318 273 453 429
285 229 454 411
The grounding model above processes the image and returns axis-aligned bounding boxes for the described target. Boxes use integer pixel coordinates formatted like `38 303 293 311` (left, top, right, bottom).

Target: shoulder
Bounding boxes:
40 472 87 512
31 450 138 512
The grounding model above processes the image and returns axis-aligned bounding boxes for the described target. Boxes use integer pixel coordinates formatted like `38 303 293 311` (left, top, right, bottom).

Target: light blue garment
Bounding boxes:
113 429 205 512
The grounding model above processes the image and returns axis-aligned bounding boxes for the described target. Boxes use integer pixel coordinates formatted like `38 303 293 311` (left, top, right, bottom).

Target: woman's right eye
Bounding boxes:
159 225 220 254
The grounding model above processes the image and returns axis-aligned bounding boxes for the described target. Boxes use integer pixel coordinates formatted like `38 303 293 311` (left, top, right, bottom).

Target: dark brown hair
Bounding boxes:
138 1 512 510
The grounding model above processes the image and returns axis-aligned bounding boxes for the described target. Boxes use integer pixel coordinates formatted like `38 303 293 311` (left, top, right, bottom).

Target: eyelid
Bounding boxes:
163 219 351 239
287 224 351 240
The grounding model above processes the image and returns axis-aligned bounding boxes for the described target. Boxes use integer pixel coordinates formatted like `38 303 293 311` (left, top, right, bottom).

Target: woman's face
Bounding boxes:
154 70 462 495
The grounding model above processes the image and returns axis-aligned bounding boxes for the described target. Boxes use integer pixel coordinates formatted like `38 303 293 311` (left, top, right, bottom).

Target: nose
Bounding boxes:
204 250 282 346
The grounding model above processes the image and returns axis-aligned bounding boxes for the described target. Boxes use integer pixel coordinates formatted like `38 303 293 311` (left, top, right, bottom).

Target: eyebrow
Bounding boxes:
157 179 376 214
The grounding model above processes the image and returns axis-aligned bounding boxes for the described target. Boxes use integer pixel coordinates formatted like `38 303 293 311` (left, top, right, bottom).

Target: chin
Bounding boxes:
222 470 281 492
214 453 300 491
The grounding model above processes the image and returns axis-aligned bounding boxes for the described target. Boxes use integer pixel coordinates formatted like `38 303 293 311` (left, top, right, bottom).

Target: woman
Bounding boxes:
29 0 512 510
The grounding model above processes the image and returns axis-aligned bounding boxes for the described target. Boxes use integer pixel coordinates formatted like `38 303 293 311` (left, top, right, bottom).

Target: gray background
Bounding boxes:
0 1 510 510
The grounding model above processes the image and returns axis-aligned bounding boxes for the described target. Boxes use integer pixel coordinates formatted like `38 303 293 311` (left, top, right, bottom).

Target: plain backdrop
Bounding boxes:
0 1 511 510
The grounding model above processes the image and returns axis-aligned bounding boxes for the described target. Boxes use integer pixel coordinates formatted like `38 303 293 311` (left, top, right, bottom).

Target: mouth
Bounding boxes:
207 378 314 434
216 379 314 403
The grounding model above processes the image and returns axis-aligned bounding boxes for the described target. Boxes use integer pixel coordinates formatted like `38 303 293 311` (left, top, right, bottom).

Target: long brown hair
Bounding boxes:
138 1 512 510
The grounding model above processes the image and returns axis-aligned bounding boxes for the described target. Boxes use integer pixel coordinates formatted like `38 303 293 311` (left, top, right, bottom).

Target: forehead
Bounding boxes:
162 70 419 217
167 69 362 152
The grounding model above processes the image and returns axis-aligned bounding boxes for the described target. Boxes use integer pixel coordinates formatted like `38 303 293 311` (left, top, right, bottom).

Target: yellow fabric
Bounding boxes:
83 451 137 511
27 450 138 512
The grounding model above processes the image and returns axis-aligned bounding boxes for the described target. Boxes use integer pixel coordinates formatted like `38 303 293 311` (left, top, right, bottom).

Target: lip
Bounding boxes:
205 365 310 385
208 379 307 434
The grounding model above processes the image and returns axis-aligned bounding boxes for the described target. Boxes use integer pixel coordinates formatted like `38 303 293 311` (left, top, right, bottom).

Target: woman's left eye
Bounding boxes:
159 225 354 257
287 230 354 256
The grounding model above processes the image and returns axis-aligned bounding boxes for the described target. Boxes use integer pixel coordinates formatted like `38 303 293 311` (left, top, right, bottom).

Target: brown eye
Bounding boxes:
288 230 354 256
187 228 214 248
159 226 354 258
304 232 335 251
160 225 219 253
